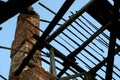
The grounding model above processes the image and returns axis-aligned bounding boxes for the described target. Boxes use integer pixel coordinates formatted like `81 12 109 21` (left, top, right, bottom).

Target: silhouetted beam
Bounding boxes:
46 34 120 79
86 0 113 25
67 20 112 58
75 40 120 79
87 0 120 40
39 2 104 62
59 72 85 80
49 48 56 76
44 42 86 73
105 0 119 79
14 0 74 76
57 21 112 77
0 74 7 80
88 45 120 76
0 0 38 24
0 27 2 30
41 58 70 76
40 19 62 26
41 0 75 40
42 51 78 75
105 32 116 80
46 0 96 42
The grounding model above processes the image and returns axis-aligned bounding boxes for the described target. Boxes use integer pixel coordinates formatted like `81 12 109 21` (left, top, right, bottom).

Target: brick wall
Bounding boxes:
9 7 56 80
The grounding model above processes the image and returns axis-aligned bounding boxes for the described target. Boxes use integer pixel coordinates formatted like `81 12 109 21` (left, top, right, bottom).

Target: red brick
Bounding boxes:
9 6 56 80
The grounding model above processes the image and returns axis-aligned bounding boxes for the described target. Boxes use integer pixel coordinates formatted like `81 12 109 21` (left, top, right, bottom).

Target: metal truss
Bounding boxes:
1 0 120 80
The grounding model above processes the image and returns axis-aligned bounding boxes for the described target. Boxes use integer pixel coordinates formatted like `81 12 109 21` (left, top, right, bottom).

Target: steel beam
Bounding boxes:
105 32 116 80
49 48 57 76
40 0 75 40
44 41 86 73
39 3 105 62
67 21 112 58
0 74 7 80
58 21 112 77
84 73 96 80
45 40 117 79
46 0 96 42
88 44 120 75
105 0 119 79
39 2 106 68
41 58 71 76
39 1 108 77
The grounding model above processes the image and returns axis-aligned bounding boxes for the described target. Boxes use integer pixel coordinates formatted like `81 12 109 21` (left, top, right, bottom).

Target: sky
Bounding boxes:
0 0 89 79
0 0 119 80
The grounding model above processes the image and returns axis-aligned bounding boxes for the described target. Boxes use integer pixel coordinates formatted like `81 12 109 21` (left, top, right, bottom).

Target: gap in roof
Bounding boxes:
108 0 114 6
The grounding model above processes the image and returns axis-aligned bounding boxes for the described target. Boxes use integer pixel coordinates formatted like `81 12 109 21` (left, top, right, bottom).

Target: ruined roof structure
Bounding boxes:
0 0 120 80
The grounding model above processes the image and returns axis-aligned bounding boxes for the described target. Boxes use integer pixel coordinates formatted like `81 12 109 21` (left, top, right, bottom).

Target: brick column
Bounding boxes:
9 7 56 80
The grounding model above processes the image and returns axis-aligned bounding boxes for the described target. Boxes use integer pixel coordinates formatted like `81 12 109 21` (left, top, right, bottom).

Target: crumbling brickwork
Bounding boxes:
9 6 56 80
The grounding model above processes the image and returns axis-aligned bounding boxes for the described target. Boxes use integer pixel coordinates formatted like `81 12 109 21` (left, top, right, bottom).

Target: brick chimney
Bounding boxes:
9 6 56 80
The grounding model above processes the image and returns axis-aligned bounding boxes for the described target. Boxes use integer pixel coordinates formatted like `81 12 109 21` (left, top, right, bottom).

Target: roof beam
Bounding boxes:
46 0 96 42
105 0 119 79
57 20 112 77
0 0 38 24
67 20 112 58
40 0 75 40
44 41 86 73
105 31 116 80
88 44 120 77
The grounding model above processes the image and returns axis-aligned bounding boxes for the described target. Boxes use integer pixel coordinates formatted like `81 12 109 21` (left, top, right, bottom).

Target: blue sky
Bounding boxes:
0 14 18 79
0 0 89 79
